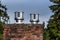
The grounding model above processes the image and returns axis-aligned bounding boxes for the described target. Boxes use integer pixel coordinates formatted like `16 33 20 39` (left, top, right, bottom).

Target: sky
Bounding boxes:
1 0 53 26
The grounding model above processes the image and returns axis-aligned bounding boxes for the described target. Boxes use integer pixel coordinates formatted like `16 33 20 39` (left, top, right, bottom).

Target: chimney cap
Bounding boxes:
14 11 24 24
30 13 40 24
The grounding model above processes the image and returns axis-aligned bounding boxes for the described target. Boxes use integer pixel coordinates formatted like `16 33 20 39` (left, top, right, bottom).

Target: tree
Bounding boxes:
0 1 9 40
44 29 50 40
45 0 60 40
0 1 9 23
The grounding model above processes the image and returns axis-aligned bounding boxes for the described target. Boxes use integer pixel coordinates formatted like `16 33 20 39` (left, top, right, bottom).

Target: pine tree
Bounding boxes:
0 1 9 23
46 0 60 40
0 1 9 40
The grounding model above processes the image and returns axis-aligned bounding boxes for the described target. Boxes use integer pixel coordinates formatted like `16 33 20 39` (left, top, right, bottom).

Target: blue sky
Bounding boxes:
1 0 53 25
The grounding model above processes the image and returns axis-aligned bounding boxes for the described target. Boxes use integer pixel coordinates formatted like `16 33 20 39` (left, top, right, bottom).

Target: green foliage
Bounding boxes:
0 1 9 40
44 29 50 40
0 22 3 34
0 34 3 40
0 22 3 40
50 0 60 4
44 0 60 40
0 1 9 23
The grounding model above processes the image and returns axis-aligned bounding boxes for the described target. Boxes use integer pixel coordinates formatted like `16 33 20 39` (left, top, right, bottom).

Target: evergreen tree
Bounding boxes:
0 1 9 40
0 1 9 23
45 0 60 40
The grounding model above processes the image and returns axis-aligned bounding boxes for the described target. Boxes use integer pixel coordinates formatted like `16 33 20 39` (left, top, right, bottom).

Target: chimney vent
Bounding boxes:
30 13 39 24
14 11 24 24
